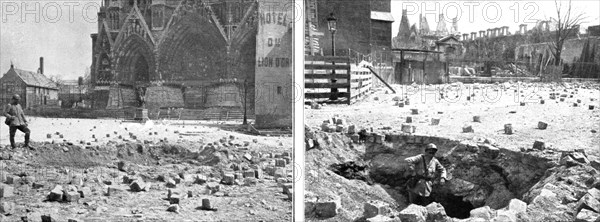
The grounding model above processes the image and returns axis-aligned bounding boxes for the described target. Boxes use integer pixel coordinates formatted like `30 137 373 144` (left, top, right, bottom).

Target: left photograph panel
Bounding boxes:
0 0 294 221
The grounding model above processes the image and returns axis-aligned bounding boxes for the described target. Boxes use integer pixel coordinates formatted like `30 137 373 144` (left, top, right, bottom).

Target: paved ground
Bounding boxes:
0 118 293 221
1 118 291 150
306 82 600 157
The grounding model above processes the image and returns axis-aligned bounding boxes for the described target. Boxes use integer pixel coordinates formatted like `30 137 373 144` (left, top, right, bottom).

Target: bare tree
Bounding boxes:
48 74 65 85
237 78 251 125
549 0 586 66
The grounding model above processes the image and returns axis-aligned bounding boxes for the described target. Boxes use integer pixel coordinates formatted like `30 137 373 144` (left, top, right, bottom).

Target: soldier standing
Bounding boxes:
3 94 34 150
405 143 447 206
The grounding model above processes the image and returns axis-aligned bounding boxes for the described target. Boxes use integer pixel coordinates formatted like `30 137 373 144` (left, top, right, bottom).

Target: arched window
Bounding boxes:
151 4 164 30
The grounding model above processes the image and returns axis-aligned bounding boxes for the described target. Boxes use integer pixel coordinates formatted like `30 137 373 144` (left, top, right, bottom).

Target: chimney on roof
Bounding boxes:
39 57 44 75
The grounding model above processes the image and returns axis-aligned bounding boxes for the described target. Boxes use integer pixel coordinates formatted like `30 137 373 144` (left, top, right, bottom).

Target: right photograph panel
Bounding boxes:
304 0 600 221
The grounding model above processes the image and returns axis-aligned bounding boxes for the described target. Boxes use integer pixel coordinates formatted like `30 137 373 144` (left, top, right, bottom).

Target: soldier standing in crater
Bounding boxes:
405 143 447 206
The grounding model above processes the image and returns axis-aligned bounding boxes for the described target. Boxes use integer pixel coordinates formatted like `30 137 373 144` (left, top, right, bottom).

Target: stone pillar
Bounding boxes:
463 33 469 41
471 32 477 40
479 30 485 38
519 24 527 34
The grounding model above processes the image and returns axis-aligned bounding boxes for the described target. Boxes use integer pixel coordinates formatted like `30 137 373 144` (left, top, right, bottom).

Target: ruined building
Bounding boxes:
459 20 598 78
90 0 292 128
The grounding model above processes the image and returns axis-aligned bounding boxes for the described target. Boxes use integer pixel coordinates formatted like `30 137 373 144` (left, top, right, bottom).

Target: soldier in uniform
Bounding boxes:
3 94 34 150
405 143 447 206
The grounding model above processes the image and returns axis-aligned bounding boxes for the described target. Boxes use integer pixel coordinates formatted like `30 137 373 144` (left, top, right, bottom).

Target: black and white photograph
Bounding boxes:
304 0 600 221
1 0 295 221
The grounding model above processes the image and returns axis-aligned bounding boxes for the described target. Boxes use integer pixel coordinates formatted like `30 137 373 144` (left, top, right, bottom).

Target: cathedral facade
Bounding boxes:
90 0 292 127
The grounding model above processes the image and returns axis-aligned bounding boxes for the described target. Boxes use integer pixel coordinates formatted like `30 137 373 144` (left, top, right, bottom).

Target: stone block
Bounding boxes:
169 194 182 205
265 166 276 176
5 176 18 185
117 161 126 172
406 116 413 123
234 173 243 180
47 185 63 201
194 174 208 184
254 169 263 179
202 198 213 210
78 187 91 198
576 192 600 213
470 206 493 220
575 208 600 222
538 121 548 130
166 178 177 188
63 191 80 202
350 134 360 143
306 139 315 149
366 215 401 222
315 195 341 218
571 152 589 164
167 204 180 213
431 118 440 125
335 125 346 133
243 153 252 161
533 140 545 150
243 177 257 186
504 124 513 135
348 125 356 134
282 183 293 195
398 204 427 222
0 185 13 198
590 105 595 110
129 180 147 192
275 159 286 167
425 202 448 222
274 168 286 179
243 170 255 178
206 182 220 193
364 200 391 218
107 186 127 197
41 215 56 222
495 209 517 222
507 199 527 214
463 125 474 133
221 173 234 185
411 109 419 115
401 124 415 133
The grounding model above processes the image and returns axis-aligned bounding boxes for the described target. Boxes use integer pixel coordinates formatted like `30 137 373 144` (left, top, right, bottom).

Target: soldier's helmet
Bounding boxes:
426 143 438 150
12 94 20 100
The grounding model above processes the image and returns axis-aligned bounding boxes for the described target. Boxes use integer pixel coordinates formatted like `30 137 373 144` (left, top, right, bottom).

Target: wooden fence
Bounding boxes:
305 56 373 104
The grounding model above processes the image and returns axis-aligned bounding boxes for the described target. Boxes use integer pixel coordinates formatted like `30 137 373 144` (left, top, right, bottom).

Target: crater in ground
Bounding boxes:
328 133 560 219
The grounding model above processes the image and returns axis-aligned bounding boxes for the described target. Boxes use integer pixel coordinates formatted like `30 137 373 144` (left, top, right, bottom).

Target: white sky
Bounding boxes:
391 0 600 37
0 0 101 80
0 1 598 80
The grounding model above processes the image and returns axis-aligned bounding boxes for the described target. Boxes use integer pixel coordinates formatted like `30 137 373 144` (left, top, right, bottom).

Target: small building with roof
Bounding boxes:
0 57 59 108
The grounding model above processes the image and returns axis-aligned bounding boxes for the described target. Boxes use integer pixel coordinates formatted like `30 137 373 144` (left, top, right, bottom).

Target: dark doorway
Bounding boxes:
133 55 149 82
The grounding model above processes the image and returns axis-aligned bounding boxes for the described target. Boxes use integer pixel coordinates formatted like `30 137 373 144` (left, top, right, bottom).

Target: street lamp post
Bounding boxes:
327 13 338 101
